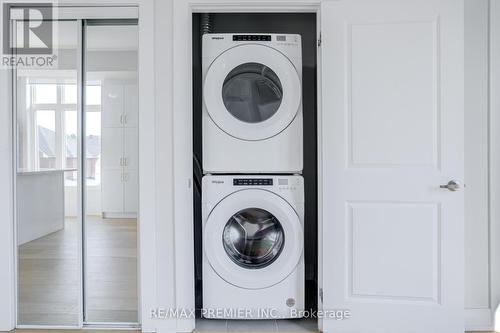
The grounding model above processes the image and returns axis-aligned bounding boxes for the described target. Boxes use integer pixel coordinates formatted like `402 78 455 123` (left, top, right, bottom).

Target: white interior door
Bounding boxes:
320 0 464 332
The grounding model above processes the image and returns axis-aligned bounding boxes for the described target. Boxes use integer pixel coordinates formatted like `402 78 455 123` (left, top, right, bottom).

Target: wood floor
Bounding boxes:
18 217 138 325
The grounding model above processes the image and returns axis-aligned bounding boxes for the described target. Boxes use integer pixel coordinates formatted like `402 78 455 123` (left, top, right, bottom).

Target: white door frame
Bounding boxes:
172 2 500 333
9 12 86 330
490 0 500 330
1 2 153 330
171 1 321 332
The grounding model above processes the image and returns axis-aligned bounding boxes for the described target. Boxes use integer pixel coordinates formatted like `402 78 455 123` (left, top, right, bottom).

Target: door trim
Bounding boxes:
7 4 142 330
490 0 500 330
172 1 321 332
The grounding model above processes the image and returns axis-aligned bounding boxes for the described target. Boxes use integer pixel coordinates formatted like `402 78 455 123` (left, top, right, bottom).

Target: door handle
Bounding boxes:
440 180 461 192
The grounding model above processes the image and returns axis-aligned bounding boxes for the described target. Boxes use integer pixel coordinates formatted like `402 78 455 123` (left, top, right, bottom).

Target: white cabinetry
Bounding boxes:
101 83 124 128
101 79 138 218
124 127 138 170
101 169 124 213
123 170 138 213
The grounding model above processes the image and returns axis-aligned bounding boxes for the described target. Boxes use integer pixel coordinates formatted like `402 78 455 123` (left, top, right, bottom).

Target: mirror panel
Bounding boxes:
16 20 80 326
84 22 139 323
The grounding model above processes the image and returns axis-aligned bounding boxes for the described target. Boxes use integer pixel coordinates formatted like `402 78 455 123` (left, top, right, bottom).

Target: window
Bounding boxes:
35 110 56 169
64 110 78 182
86 85 101 105
23 80 102 185
34 84 57 104
85 110 101 186
63 84 77 104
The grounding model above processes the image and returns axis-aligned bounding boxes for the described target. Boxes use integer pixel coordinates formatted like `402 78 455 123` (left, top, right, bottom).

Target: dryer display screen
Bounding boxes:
233 178 273 186
232 35 271 41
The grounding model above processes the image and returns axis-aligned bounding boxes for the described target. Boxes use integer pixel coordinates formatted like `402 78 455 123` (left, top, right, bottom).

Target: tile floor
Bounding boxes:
192 319 491 332
195 319 317 332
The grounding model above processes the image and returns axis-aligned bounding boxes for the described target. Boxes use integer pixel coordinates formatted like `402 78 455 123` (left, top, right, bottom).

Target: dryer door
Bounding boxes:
204 44 301 141
204 189 303 289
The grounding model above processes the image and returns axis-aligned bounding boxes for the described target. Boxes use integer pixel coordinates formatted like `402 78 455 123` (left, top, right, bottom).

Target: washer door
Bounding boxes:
204 189 303 289
204 44 301 141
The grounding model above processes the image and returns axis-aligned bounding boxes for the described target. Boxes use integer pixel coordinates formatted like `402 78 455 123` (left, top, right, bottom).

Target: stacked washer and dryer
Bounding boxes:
201 33 305 319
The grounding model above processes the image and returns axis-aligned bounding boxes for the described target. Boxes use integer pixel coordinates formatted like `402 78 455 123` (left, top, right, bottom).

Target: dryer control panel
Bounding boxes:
232 34 271 41
203 33 302 62
233 178 273 186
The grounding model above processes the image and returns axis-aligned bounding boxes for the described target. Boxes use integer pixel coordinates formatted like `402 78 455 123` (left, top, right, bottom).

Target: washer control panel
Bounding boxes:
203 176 304 204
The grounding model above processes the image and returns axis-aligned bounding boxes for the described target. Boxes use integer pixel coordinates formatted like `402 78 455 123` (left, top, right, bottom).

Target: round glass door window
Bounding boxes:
222 62 283 123
223 207 285 269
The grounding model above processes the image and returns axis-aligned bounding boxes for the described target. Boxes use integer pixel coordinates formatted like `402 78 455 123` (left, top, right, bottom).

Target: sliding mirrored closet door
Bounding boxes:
83 20 139 324
15 19 81 326
13 8 139 327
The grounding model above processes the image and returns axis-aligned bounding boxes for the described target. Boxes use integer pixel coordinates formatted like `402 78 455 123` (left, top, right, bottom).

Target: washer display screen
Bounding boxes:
222 62 283 124
222 207 285 269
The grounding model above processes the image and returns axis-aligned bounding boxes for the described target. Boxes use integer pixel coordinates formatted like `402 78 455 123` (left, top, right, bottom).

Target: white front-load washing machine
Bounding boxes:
202 175 304 319
202 33 303 174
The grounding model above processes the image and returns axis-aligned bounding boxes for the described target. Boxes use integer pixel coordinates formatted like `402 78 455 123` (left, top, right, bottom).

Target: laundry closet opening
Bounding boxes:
192 12 318 330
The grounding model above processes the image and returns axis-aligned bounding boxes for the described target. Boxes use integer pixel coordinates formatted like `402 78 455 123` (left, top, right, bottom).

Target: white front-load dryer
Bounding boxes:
202 175 304 319
202 33 303 174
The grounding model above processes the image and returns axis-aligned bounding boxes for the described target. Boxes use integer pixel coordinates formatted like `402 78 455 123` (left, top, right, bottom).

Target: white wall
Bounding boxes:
140 0 177 332
464 0 492 329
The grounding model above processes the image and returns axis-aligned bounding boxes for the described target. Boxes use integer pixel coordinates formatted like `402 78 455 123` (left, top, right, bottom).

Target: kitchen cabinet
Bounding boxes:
101 83 124 128
101 79 138 218
101 169 124 213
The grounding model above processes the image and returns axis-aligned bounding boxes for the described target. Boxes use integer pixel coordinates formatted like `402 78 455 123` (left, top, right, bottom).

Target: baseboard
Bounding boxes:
465 308 493 331
102 212 138 219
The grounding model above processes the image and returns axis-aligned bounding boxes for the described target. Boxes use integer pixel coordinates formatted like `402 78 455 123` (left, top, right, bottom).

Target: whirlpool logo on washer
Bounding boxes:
211 36 225 40
211 180 225 184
